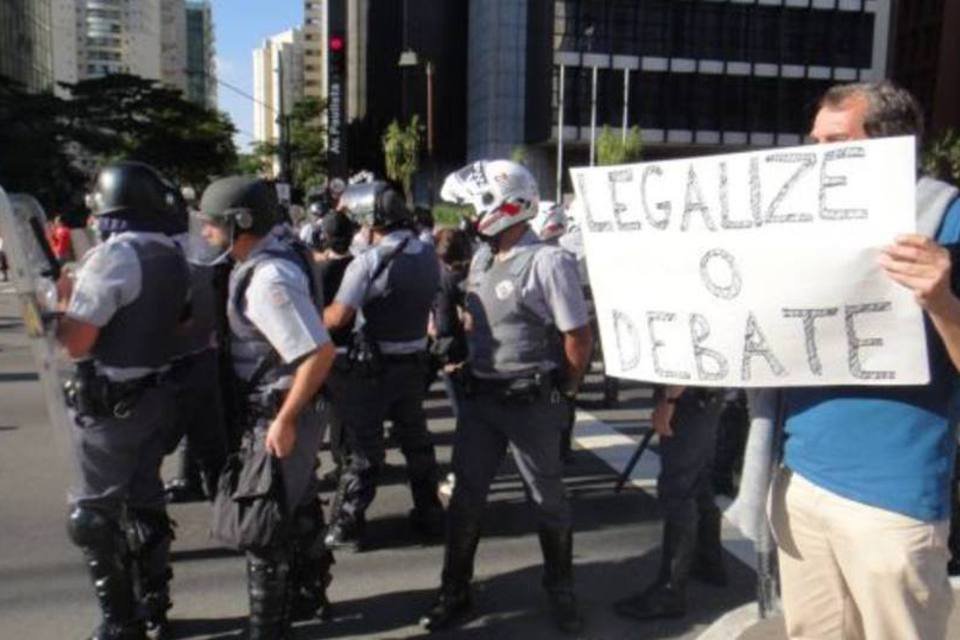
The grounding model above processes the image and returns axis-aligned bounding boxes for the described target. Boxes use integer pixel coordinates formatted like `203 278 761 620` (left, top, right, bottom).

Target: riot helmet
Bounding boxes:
338 180 411 230
90 161 185 236
199 176 278 237
440 160 539 238
321 211 356 254
530 201 567 242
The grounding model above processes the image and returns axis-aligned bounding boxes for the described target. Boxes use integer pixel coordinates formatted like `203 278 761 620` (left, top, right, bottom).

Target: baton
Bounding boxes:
614 428 655 494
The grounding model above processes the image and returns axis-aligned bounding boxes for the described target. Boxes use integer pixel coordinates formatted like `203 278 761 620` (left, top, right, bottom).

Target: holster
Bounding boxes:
64 361 157 419
345 330 383 377
459 369 556 405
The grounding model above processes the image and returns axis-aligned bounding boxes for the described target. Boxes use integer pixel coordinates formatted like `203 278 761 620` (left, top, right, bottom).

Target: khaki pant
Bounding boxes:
769 467 953 640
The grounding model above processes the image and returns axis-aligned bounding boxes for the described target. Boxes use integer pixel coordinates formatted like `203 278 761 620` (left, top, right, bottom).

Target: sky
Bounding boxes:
210 1 304 153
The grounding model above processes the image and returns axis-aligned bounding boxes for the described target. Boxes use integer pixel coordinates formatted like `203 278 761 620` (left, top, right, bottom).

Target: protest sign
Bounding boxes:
570 136 927 387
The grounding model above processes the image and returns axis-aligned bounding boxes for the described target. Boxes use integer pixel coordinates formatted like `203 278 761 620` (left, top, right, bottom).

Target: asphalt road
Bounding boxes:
0 285 771 640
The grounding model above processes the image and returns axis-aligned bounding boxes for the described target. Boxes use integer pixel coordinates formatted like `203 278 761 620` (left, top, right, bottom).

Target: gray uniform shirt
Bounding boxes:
468 229 590 378
334 228 431 354
234 234 331 383
67 231 178 381
478 229 589 332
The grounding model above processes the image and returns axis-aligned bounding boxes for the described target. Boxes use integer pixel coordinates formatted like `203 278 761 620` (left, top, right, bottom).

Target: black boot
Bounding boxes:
67 507 145 640
419 514 481 632
406 447 445 540
538 526 583 634
690 506 727 587
290 499 335 621
247 554 292 640
131 510 174 640
614 518 696 621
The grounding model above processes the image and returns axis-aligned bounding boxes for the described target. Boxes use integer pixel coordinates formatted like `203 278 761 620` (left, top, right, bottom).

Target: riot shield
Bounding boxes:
0 188 74 450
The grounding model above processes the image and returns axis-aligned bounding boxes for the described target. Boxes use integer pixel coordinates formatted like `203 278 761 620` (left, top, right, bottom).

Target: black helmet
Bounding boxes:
199 176 278 236
338 180 410 229
321 211 356 253
91 161 181 219
306 200 326 220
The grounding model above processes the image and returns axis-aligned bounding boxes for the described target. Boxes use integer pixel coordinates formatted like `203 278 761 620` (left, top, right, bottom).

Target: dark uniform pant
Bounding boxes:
69 384 172 514
657 390 724 522
450 389 572 529
164 348 228 493
327 356 440 520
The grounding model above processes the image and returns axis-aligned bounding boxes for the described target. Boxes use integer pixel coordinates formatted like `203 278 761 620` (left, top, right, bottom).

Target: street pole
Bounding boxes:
622 67 630 143
589 64 598 166
556 64 565 204
426 60 435 205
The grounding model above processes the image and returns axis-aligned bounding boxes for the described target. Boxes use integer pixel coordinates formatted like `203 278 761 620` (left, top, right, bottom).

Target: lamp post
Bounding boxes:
398 48 435 204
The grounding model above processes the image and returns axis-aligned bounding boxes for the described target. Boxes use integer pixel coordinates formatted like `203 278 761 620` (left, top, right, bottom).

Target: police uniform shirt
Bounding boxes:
237 234 331 380
334 228 430 354
477 228 589 334
67 231 180 381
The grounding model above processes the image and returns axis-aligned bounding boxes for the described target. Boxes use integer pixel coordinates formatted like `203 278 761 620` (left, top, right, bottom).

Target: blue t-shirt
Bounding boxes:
784 197 960 522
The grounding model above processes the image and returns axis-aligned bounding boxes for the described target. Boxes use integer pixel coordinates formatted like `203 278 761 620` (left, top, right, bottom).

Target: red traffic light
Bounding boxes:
330 35 344 52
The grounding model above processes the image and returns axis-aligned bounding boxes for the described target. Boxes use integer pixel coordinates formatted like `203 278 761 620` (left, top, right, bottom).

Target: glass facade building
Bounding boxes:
0 0 55 92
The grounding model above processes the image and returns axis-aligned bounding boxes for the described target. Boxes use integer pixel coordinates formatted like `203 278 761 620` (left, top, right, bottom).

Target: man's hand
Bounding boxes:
265 414 297 458
879 234 955 315
651 399 675 438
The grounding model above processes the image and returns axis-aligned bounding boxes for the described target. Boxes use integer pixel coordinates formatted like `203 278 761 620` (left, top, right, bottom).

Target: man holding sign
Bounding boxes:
769 82 960 640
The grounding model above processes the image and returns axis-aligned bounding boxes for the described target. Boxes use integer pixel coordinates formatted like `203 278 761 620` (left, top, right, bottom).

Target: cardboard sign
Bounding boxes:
570 136 928 387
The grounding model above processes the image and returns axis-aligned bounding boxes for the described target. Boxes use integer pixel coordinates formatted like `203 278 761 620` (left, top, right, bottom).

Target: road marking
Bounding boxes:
572 408 960 639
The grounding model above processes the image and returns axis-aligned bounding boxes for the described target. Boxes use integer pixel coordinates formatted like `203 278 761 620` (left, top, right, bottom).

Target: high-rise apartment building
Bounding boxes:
303 1 328 101
52 0 212 102
161 0 187 95
185 0 217 107
0 0 55 92
253 29 305 154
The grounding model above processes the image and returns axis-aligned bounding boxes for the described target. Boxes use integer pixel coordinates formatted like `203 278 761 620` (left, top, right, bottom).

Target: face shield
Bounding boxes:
185 210 234 266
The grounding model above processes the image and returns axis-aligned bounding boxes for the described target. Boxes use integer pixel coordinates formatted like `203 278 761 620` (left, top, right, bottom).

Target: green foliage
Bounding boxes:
256 97 328 191
0 77 87 212
596 125 643 166
510 145 529 165
383 115 421 200
432 202 472 228
233 152 270 176
923 129 960 187
62 74 237 190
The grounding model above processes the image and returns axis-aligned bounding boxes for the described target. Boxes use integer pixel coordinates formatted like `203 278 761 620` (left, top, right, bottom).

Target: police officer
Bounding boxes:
614 385 727 620
322 181 443 548
56 161 190 639
197 176 336 639
420 160 594 634
314 211 358 483
164 195 228 502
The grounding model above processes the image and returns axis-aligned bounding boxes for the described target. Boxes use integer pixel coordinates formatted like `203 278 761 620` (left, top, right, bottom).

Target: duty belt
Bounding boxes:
459 369 558 404
64 364 163 420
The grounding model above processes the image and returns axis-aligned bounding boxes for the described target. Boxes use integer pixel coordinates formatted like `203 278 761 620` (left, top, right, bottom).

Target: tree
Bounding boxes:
61 74 238 190
256 97 328 192
0 76 88 213
597 125 643 166
511 145 529 165
923 129 960 187
383 115 421 201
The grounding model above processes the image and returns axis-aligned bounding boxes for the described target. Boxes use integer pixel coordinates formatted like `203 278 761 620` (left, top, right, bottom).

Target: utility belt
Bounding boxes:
64 361 162 419
455 368 560 404
342 329 426 376
237 387 288 430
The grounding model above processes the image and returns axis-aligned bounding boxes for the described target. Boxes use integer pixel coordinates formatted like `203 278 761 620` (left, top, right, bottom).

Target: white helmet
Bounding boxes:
440 159 539 237
531 201 567 241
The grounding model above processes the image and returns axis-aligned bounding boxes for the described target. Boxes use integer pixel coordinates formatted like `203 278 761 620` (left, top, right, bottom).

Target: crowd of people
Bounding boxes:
15 79 960 640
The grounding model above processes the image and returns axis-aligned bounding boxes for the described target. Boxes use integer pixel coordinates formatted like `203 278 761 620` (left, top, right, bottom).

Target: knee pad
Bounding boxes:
66 505 121 551
129 508 175 552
